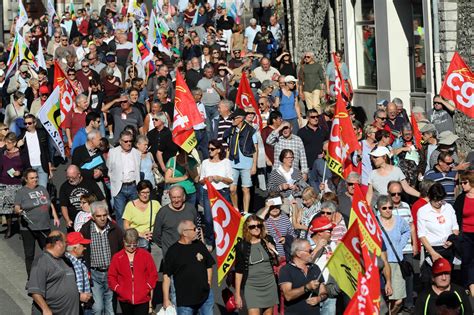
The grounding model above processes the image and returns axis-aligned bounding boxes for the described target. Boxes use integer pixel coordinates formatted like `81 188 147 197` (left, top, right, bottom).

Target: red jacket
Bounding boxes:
108 248 158 305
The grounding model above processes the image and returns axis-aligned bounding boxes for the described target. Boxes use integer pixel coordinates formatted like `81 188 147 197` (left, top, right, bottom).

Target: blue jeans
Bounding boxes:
177 290 214 315
202 187 230 245
320 297 336 315
204 106 218 136
113 184 138 229
195 129 209 160
91 269 114 315
32 165 48 189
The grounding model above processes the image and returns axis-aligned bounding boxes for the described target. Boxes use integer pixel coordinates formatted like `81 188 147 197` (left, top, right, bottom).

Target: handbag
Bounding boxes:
376 217 414 280
150 152 164 184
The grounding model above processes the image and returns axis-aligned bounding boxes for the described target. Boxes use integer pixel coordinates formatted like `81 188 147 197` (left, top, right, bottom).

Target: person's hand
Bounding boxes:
280 183 290 191
319 182 326 192
66 220 73 228
265 199 275 208
298 116 303 127
48 170 54 179
385 282 393 296
42 309 53 315
302 173 308 182
163 298 172 309
93 169 103 179
305 296 321 306
68 142 72 149
433 96 444 104
206 175 215 182
454 162 470 171
266 159 273 167
443 241 453 248
250 165 257 176
413 246 419 257
80 292 92 302
278 237 285 244
17 139 25 147
300 93 305 101
431 251 442 261
306 280 320 291
182 173 189 180
235 295 243 309
53 218 60 227
13 171 21 177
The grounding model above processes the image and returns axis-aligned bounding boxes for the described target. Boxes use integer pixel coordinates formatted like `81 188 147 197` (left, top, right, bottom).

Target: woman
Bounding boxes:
319 201 347 244
0 132 26 238
200 45 212 68
377 195 410 315
234 215 279 314
268 149 308 199
24 78 40 110
361 125 377 194
418 183 459 265
293 187 321 238
165 148 199 205
136 135 157 188
274 76 302 134
108 228 158 315
199 140 233 247
230 24 245 55
123 180 161 250
74 193 98 232
0 123 8 149
392 123 421 187
366 146 419 206
102 67 122 103
4 91 28 136
258 198 295 258
183 2 197 29
454 171 474 296
14 168 60 277
325 50 353 98
276 51 297 77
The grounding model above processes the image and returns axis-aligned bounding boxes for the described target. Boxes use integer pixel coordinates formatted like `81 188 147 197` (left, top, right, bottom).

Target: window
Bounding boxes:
355 0 376 88
410 1 426 92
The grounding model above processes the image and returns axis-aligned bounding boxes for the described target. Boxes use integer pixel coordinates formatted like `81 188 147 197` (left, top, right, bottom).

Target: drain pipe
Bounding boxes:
334 0 341 50
432 0 442 92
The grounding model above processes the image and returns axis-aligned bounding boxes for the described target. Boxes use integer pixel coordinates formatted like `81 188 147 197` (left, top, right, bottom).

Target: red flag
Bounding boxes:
410 113 422 150
439 52 474 118
172 71 205 153
205 179 245 285
54 61 77 127
332 52 352 102
348 184 383 255
235 72 263 130
326 94 361 178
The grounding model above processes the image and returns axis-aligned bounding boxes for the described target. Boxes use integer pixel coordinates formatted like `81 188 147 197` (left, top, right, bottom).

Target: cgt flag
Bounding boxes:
410 113 422 150
54 61 77 127
205 179 245 285
439 52 474 118
348 184 382 255
38 86 65 158
172 71 205 153
236 72 262 130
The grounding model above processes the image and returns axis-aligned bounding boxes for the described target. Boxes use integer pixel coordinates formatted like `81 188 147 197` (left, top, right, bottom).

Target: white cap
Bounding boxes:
284 75 298 83
369 146 391 157
0 69 4 76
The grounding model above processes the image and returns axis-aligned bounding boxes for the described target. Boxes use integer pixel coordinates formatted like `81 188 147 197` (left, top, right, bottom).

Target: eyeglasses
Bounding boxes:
347 182 356 187
124 243 138 248
304 56 310 59
208 147 217 151
25 121 34 125
390 192 402 197
299 248 313 254
248 224 263 230
321 211 333 215
95 120 101 123
152 118 160 122
377 117 387 121
442 161 455 167
309 115 318 119
381 206 394 210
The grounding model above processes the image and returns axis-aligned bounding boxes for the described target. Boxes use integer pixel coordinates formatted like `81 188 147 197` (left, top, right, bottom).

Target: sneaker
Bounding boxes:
108 133 114 139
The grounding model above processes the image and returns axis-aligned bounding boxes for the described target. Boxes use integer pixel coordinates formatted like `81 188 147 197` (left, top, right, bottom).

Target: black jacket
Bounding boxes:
71 145 108 182
454 192 466 232
19 128 51 174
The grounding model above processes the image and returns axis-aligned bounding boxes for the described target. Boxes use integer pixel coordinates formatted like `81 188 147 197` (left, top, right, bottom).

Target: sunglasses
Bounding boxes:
321 211 333 215
258 102 265 105
208 147 217 151
248 224 263 230
184 227 197 232
390 192 402 197
381 206 394 210
152 118 160 122
121 140 133 143
461 181 469 185
347 182 356 187
377 117 387 121
25 121 34 125
309 115 318 119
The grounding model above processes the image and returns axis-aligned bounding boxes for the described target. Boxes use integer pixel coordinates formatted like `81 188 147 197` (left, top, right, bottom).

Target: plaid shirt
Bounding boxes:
65 252 91 293
90 223 112 269
266 131 309 173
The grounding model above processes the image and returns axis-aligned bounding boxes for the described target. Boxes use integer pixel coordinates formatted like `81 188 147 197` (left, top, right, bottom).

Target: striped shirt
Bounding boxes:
265 214 294 257
266 131 309 174
217 116 233 146
393 202 414 253
424 168 457 205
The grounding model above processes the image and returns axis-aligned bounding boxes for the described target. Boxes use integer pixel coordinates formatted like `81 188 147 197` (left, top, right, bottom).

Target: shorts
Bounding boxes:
232 168 252 187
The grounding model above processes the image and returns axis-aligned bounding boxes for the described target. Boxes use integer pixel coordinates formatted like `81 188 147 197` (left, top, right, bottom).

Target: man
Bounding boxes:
80 201 123 315
297 109 328 178
412 106 430 130
269 15 283 50
212 99 234 144
72 129 107 183
7 64 31 94
392 97 409 122
223 108 258 213
147 112 178 172
299 52 325 113
153 186 198 257
54 34 76 61
337 172 360 224
244 18 261 52
197 64 226 130
420 123 438 174
106 130 141 228
59 165 104 231
88 52 106 74
261 111 283 170
64 94 89 149
155 87 174 122
65 232 93 315
253 57 280 83
388 180 418 312
386 102 404 134
266 120 309 180
71 111 101 154
27 231 80 315
30 85 51 116
102 94 144 144
76 59 100 91
279 238 328 314
258 96 272 128
430 95 455 134
163 220 215 313
192 88 209 159
425 151 458 205
185 57 203 90
253 23 275 56
372 108 394 142
19 114 52 188
415 258 472 314
129 87 147 119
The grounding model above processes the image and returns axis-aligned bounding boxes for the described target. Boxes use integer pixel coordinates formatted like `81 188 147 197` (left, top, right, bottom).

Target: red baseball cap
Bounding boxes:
67 232 92 246
432 258 451 275
309 216 335 234
39 85 50 95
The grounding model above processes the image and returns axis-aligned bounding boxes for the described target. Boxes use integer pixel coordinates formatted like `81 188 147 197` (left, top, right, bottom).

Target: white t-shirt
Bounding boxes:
25 131 42 167
200 158 233 190
193 102 207 131
368 166 406 196
417 203 459 246
244 25 261 51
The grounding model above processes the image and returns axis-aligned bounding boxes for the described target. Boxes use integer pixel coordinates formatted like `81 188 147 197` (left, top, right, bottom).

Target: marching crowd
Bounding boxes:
0 0 473 315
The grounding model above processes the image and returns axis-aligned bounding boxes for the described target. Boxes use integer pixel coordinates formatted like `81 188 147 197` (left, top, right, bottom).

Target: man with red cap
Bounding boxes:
30 85 50 116
65 232 93 315
415 258 472 314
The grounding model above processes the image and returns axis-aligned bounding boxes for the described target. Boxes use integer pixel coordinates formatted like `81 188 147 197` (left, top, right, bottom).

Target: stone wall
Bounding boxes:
438 0 458 76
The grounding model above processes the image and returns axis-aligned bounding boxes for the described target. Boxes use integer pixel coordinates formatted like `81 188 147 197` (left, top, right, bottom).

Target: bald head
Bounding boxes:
66 165 82 185
387 102 397 119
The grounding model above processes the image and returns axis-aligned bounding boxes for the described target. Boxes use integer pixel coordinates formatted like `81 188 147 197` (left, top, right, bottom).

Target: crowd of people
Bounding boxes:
0 0 473 314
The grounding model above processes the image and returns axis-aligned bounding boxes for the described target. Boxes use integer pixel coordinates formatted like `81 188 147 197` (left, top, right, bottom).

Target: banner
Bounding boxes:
326 219 365 297
235 72 262 130
5 34 19 78
18 34 39 71
38 86 65 158
54 61 77 127
16 0 28 34
37 41 47 70
128 0 145 19
47 0 57 37
205 179 244 285
348 184 382 255
132 23 152 65
410 113 422 150
172 71 204 153
439 52 473 118
326 94 360 178
147 10 172 56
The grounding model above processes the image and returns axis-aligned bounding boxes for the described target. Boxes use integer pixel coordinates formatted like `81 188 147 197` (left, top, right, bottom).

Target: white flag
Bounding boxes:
37 41 47 70
132 23 141 64
47 0 57 37
38 86 65 158
16 0 29 34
